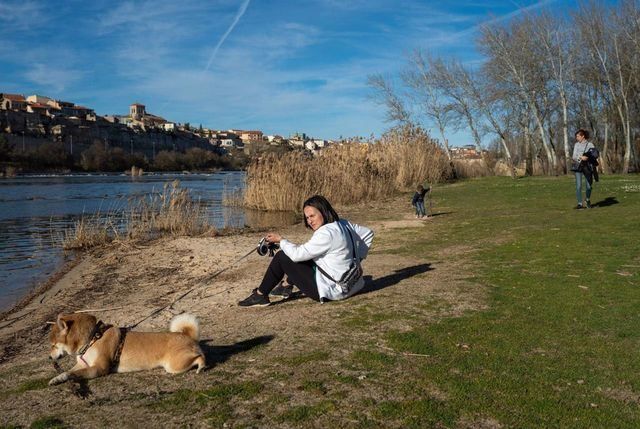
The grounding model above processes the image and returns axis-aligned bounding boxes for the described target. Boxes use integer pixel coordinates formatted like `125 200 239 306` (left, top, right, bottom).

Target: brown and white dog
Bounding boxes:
48 312 206 385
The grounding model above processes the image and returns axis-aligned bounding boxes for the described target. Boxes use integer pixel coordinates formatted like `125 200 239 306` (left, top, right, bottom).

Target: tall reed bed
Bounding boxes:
62 181 213 250
244 125 452 211
452 159 494 179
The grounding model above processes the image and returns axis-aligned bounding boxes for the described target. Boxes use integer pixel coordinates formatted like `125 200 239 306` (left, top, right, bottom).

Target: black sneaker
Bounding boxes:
574 204 583 210
238 289 270 307
585 200 592 208
270 283 293 299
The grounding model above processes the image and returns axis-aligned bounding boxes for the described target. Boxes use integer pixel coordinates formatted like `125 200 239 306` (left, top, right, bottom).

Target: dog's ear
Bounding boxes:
56 314 73 332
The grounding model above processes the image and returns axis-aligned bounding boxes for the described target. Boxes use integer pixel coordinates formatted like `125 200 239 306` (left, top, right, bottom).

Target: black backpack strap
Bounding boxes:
316 222 357 283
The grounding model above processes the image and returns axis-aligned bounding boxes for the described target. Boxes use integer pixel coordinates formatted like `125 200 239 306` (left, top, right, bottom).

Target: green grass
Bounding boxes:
150 381 263 426
370 174 640 427
276 400 336 423
14 379 49 394
29 417 66 429
285 351 330 366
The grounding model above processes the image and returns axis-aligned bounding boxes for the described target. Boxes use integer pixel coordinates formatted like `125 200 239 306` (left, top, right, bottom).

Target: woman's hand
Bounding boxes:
265 232 282 244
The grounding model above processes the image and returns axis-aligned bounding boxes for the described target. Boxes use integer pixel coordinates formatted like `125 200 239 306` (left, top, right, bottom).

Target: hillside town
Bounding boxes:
0 92 341 156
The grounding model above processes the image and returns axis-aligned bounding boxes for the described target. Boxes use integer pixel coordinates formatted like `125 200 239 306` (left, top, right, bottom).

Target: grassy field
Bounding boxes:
1 174 639 428
369 174 640 427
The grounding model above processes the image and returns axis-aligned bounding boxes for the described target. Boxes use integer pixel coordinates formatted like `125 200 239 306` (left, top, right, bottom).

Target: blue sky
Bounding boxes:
0 0 601 145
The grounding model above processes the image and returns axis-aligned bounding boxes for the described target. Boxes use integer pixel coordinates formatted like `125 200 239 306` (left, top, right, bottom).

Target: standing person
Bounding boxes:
238 195 374 307
572 129 595 209
411 185 429 218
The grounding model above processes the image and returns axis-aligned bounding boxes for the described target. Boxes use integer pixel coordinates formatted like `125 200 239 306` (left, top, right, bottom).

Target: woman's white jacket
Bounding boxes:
279 219 374 301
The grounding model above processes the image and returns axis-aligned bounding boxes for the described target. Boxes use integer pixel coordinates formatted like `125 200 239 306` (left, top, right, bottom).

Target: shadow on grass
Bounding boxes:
200 335 274 366
428 211 452 218
359 263 434 295
592 196 619 207
265 264 435 304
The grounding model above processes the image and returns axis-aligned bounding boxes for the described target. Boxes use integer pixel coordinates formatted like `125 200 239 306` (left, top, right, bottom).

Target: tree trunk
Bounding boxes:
623 117 631 173
529 97 557 173
602 124 609 173
499 135 516 178
438 126 452 161
524 124 533 176
561 98 570 174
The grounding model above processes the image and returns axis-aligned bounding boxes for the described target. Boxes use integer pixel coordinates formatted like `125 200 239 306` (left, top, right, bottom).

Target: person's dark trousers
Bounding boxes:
258 251 321 301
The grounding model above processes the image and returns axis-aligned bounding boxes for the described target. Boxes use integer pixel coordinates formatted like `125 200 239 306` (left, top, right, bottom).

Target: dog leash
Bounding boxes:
126 245 259 330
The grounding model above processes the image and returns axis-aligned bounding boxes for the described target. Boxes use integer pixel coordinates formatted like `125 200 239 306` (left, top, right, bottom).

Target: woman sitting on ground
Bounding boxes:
238 195 374 307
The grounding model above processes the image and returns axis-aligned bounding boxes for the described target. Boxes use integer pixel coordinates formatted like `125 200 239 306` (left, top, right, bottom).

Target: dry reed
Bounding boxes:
62 180 213 250
452 159 494 179
62 216 113 250
243 125 453 211
222 186 244 207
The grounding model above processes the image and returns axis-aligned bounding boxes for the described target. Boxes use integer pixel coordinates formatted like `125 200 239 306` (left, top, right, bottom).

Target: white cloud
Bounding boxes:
0 1 45 28
25 63 84 93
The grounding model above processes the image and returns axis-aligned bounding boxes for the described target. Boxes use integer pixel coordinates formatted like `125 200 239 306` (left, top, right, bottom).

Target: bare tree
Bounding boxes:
367 0 638 176
427 57 488 164
453 60 517 177
367 74 411 125
577 1 634 173
532 12 576 173
480 18 558 173
403 50 454 160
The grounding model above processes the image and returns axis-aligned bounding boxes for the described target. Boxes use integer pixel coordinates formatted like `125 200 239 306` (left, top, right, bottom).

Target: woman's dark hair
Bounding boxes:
575 129 590 140
302 195 340 229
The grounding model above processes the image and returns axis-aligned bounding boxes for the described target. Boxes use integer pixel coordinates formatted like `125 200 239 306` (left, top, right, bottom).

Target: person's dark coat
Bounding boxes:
578 148 600 185
411 188 429 205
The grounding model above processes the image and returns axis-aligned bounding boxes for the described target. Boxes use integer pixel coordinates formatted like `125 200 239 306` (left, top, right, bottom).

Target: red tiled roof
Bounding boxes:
73 105 92 110
2 93 26 102
29 103 50 108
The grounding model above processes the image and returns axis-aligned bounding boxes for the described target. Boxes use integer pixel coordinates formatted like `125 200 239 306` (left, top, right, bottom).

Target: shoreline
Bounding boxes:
0 171 250 318
0 222 285 335
0 253 81 321
0 253 83 333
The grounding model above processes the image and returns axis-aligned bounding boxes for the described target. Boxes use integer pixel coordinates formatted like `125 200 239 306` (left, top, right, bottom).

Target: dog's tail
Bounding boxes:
169 313 200 340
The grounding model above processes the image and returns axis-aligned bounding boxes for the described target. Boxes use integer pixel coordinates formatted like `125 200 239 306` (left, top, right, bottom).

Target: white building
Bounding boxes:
26 94 53 105
312 139 327 148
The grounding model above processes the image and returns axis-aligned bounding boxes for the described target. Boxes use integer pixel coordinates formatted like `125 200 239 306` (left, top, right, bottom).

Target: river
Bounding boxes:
0 171 292 312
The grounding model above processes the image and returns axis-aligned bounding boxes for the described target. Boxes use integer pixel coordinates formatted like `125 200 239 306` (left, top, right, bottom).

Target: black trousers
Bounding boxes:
258 251 320 302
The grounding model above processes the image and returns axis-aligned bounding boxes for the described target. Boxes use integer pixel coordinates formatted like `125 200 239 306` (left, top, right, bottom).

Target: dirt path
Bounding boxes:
0 203 486 428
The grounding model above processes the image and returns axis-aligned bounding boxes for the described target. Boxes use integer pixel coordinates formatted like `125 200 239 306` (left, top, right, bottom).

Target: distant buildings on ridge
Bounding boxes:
1 92 346 155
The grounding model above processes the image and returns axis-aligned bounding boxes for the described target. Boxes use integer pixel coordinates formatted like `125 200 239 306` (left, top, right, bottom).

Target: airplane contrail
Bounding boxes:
204 0 251 71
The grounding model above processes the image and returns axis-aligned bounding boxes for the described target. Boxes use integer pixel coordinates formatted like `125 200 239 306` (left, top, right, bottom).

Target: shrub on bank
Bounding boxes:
243 124 452 211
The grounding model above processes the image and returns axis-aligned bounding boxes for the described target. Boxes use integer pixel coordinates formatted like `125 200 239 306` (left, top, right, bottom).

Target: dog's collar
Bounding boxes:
76 320 111 357
109 328 128 372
